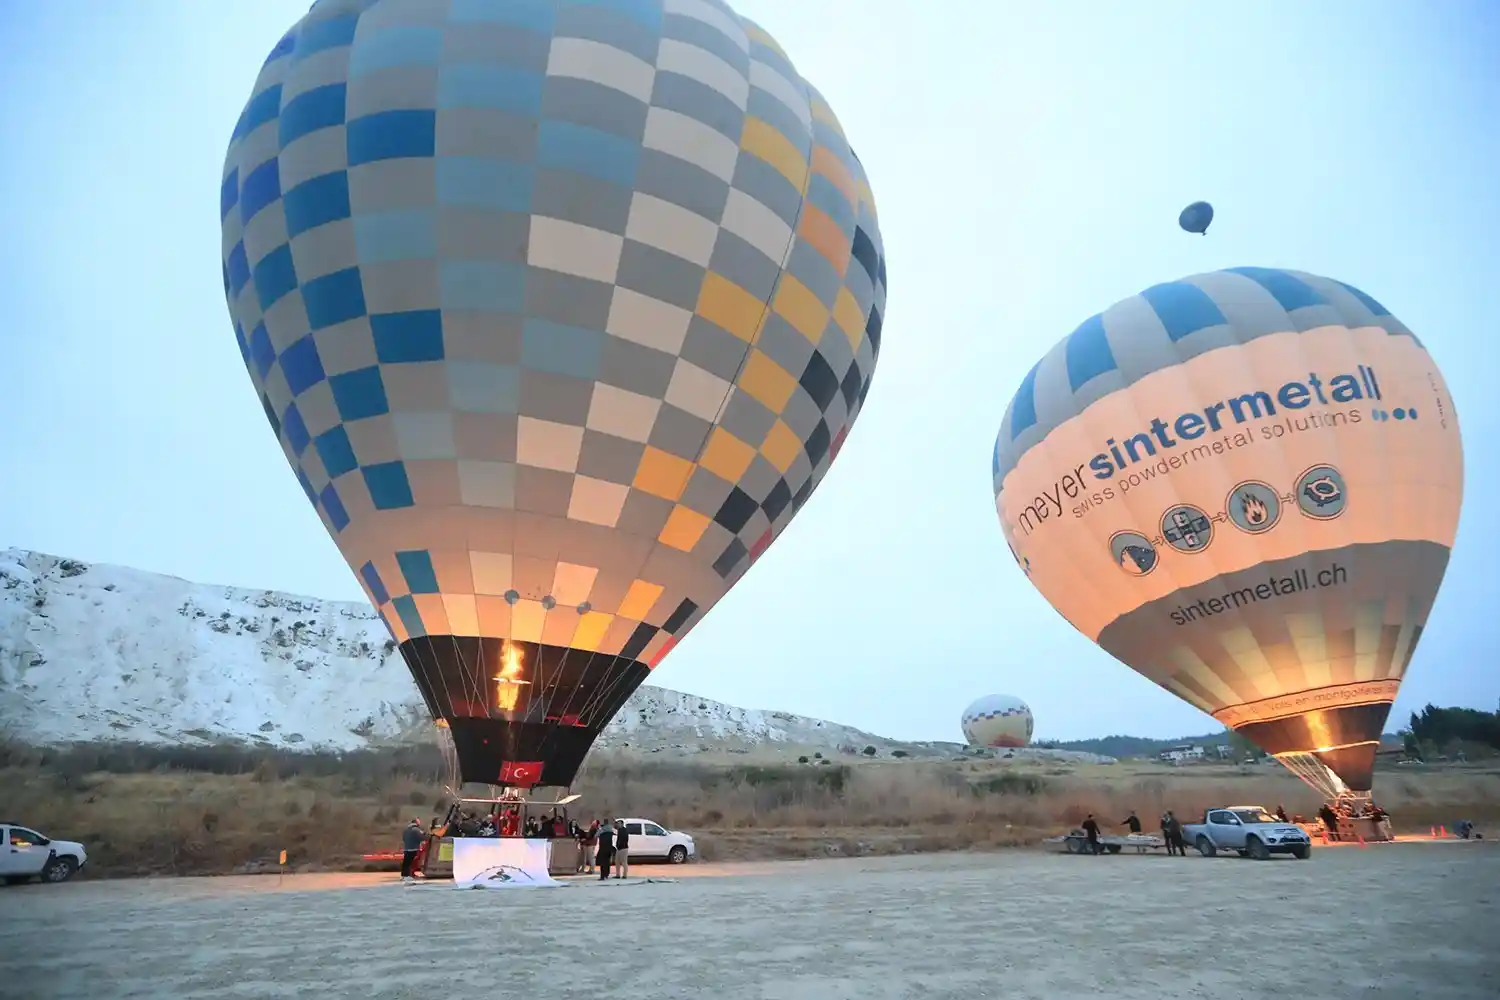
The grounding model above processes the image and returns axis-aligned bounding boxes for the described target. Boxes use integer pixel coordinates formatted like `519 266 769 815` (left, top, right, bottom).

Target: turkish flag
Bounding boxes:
498 760 544 787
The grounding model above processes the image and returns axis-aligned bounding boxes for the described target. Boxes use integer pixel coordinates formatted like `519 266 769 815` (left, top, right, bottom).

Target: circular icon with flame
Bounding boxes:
1225 481 1283 534
1294 464 1348 520
1108 530 1159 577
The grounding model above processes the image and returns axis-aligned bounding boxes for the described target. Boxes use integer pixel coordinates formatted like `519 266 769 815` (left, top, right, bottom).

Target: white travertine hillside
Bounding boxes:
0 548 903 755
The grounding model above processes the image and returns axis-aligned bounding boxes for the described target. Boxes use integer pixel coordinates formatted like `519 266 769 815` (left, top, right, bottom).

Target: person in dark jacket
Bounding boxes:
596 820 615 880
613 819 631 878
400 818 425 882
1081 814 1102 855
1119 811 1142 834
1164 811 1186 856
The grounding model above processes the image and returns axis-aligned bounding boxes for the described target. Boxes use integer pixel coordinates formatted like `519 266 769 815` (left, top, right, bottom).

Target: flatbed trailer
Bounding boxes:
1044 832 1166 855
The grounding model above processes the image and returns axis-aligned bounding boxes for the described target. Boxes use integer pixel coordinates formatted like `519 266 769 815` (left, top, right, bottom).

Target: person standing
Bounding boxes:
400 818 425 882
1165 810 1186 856
614 819 631 878
595 819 615 880
1119 811 1142 834
1081 814 1102 855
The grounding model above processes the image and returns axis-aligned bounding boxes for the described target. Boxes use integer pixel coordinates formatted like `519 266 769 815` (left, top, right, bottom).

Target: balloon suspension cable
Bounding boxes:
1272 751 1371 808
435 720 460 798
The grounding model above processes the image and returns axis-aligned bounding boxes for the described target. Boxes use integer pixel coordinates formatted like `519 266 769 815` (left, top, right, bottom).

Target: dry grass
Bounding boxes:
2 740 1495 878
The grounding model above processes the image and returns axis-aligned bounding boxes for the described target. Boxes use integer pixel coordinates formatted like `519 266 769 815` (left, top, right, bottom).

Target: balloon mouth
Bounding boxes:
400 635 653 788
1232 702 1393 791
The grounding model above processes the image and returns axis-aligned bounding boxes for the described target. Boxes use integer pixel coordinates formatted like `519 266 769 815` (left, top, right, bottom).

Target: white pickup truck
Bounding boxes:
1180 806 1311 860
2 822 89 884
616 818 696 864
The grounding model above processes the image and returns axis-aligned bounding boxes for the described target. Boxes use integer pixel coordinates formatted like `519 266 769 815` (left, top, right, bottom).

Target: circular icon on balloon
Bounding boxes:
1295 464 1348 520
1160 504 1214 553
1109 531 1159 577
1226 481 1283 534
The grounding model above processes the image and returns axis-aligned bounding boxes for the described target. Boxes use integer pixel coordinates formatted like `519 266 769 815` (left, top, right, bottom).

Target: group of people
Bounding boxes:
1316 799 1392 841
397 811 636 881
582 819 631 880
1077 810 1191 855
1073 799 1409 857
446 806 573 840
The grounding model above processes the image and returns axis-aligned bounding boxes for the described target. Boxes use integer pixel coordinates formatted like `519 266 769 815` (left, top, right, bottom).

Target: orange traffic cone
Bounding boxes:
1357 832 1367 848
1430 826 1438 838
1440 825 1449 838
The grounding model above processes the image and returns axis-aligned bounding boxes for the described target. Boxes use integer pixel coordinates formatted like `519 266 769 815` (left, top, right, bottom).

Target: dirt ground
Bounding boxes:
1 843 1495 1000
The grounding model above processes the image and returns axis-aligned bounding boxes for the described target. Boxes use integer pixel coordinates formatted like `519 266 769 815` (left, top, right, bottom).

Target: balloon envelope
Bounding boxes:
961 694 1034 748
991 268 1462 795
1178 201 1214 234
221 0 886 788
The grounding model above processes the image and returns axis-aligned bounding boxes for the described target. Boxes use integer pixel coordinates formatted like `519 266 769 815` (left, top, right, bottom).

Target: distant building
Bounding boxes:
1158 744 1206 763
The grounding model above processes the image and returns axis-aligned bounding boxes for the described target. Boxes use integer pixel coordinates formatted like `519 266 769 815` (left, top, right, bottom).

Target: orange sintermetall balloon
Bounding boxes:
990 268 1463 796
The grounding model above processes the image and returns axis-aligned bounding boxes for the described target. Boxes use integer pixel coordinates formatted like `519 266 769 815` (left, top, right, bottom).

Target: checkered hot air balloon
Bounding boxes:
991 268 1463 802
220 0 886 790
961 695 1034 749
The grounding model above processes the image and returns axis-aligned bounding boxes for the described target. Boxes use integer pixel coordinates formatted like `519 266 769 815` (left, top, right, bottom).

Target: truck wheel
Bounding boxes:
42 855 78 883
668 846 688 864
1246 837 1270 861
1196 836 1216 857
1106 844 1122 855
1291 844 1310 860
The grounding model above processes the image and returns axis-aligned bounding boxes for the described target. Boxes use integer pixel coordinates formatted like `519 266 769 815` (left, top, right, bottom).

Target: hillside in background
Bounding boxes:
0 548 926 757
9 546 1450 764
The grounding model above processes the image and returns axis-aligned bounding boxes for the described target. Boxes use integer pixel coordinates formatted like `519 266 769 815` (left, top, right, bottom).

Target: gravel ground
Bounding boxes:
1 842 1495 1000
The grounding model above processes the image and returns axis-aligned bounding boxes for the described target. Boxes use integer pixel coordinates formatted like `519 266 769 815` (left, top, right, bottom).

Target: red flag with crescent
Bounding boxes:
499 760 544 787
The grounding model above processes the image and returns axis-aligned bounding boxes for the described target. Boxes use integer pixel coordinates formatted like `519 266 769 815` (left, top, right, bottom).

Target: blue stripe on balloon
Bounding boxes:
1140 281 1227 342
1335 280 1391 317
279 84 347 148
1227 267 1327 312
1009 363 1040 439
396 550 441 595
360 561 390 606
1065 313 1116 390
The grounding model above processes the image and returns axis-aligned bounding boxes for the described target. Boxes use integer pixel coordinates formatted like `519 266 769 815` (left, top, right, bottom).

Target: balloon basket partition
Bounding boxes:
1274 751 1371 808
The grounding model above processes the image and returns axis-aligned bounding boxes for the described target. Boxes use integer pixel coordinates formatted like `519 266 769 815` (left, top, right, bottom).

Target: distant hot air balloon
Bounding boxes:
221 0 886 792
991 268 1462 803
1179 201 1214 235
961 695 1034 748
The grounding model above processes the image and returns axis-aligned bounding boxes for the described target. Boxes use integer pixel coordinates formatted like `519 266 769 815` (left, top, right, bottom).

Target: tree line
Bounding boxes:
1398 703 1500 759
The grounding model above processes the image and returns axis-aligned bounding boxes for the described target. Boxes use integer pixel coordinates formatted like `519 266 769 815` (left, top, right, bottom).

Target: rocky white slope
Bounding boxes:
0 548 906 755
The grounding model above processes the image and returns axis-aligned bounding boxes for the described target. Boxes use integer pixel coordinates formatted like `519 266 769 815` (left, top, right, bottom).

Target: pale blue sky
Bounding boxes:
2 2 1496 741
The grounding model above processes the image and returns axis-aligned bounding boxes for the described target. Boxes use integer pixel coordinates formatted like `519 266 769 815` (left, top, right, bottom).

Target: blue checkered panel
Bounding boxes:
222 0 886 664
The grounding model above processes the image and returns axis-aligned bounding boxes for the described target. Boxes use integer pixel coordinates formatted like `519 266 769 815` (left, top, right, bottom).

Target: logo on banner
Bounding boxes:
473 864 540 885
499 760 544 786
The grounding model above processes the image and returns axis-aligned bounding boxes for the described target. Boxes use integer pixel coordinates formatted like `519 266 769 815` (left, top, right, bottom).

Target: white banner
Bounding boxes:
451 838 561 888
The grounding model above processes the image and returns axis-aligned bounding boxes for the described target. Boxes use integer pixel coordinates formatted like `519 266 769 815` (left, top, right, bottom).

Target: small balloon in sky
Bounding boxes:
1178 201 1214 235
